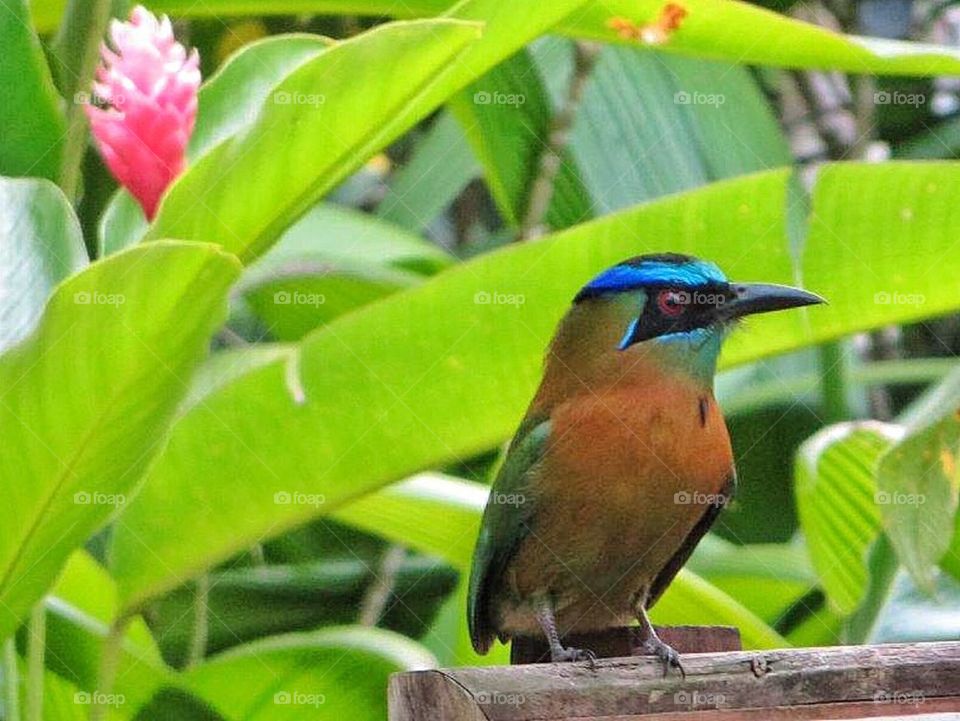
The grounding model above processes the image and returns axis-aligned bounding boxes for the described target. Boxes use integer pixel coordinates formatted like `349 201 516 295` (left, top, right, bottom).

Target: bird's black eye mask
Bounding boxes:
618 283 735 349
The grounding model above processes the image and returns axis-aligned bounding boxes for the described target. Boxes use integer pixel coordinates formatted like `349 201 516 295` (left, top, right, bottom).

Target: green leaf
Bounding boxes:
376 112 480 232
880 438 960 590
188 34 333 162
147 0 593 263
0 242 240 641
133 687 229 721
844 533 900 644
449 48 555 227
0 0 65 182
802 163 960 348
897 365 960 431
0 177 87 352
49 552 162 666
41 552 171 713
145 19 483 263
452 42 593 232
876 377 960 591
183 627 434 720
181 345 296 414
241 204 452 340
111 163 960 611
32 0 960 75
795 422 901 614
650 570 788 649
98 189 147 257
333 474 487 569
569 0 960 75
564 48 789 216
685 537 816 624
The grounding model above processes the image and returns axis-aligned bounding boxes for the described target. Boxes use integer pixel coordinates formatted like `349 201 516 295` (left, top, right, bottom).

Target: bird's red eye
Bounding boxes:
657 290 687 317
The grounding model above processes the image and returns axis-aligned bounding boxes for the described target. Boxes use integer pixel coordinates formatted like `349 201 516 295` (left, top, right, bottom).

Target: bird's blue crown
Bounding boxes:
575 254 727 302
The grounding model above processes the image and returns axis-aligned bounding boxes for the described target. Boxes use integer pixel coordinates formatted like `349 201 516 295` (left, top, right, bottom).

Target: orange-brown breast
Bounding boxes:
496 359 733 636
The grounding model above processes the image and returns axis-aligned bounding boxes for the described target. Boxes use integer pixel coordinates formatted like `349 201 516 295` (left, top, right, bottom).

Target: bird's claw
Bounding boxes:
551 645 597 668
640 638 685 679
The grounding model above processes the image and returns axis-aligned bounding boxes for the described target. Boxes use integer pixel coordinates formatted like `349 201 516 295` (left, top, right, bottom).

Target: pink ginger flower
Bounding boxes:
86 6 200 220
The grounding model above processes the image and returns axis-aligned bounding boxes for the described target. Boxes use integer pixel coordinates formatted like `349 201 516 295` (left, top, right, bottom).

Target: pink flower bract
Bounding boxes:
86 6 200 220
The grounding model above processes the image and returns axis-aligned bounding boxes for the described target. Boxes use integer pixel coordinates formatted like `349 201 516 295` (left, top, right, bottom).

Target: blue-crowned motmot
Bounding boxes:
467 253 823 673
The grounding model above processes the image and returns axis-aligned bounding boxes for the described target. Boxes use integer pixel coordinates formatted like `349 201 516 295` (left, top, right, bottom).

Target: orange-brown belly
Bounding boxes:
495 378 733 637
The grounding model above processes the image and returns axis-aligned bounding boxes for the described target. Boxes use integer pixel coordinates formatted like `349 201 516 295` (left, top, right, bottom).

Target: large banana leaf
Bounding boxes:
110 162 960 613
0 242 240 641
28 0 960 76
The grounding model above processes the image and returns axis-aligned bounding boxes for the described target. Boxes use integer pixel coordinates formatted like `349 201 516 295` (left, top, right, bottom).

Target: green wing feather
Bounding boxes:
467 415 551 654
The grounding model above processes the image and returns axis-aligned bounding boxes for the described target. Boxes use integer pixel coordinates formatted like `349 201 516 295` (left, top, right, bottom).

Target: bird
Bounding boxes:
467 253 824 673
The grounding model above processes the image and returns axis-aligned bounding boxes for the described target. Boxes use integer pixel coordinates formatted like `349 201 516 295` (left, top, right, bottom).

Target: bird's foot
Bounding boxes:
550 644 597 668
639 637 685 679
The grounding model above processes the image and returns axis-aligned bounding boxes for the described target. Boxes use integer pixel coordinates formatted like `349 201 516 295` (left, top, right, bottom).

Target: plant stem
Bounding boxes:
3 638 20 721
25 604 45 721
359 545 406 626
89 614 130 721
819 341 850 423
519 41 599 240
56 0 114 203
185 575 210 668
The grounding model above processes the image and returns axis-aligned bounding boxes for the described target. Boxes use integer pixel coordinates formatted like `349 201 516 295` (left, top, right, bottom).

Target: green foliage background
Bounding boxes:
3 0 960 718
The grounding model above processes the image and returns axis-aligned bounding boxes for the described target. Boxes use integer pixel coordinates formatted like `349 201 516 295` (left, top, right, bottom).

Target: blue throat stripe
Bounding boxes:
617 317 640 350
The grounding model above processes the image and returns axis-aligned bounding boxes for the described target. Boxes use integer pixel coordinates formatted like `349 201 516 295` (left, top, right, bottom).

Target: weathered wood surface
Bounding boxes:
389 641 960 721
510 626 742 665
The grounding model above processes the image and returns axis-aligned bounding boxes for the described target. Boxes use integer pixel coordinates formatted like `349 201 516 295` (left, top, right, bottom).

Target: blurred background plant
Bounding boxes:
3 0 960 719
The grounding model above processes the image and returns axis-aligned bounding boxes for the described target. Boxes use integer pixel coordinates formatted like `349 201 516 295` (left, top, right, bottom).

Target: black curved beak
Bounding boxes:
722 282 826 320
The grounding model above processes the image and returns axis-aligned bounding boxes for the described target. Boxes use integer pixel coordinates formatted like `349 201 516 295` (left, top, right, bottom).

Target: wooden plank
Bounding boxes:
510 626 742 664
388 641 960 721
